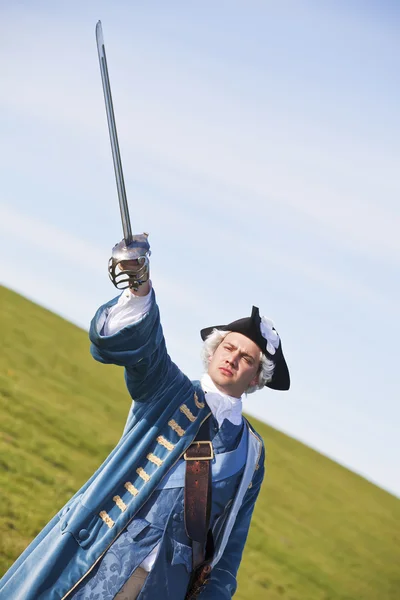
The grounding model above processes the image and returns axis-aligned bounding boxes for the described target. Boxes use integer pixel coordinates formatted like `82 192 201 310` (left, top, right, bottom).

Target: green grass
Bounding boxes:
1 285 399 599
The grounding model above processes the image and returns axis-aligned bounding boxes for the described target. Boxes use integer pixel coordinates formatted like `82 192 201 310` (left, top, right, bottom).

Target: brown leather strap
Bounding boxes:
185 564 212 600
184 417 213 570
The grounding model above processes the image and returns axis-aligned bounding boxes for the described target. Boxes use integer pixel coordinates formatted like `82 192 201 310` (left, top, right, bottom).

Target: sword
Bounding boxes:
95 21 150 290
96 20 132 246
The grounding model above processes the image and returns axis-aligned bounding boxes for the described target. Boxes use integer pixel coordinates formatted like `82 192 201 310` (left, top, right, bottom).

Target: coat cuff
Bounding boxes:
89 289 160 358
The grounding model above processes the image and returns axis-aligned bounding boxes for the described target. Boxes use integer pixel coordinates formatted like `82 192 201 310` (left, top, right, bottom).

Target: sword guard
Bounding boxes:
108 234 151 291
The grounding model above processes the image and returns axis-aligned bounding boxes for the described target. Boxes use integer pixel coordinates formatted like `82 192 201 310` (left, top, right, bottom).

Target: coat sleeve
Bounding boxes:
197 445 266 599
89 288 178 402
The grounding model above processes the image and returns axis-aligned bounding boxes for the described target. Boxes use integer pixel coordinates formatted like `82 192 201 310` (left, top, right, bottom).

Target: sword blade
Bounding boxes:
96 20 133 246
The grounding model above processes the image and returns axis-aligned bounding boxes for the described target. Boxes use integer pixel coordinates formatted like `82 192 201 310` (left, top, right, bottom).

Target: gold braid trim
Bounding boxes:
136 467 151 482
113 495 127 512
179 404 196 423
168 420 185 437
194 392 205 409
147 453 163 467
99 511 114 529
157 435 175 451
124 482 139 497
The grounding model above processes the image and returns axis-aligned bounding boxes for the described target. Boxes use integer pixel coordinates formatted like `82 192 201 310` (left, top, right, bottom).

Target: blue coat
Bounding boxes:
0 291 265 599
71 417 247 599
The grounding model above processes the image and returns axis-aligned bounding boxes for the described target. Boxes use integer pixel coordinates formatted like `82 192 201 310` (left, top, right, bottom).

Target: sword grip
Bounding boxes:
108 234 151 291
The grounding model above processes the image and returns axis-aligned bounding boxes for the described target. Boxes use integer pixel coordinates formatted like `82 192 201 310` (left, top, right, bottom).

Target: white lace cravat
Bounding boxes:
200 373 243 428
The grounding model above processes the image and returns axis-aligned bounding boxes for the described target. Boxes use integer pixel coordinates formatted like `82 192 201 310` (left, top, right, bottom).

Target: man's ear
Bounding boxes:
208 354 213 363
250 358 262 387
250 371 259 387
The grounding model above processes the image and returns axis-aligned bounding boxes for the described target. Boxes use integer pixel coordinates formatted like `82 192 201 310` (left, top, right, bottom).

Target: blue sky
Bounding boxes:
1 1 399 496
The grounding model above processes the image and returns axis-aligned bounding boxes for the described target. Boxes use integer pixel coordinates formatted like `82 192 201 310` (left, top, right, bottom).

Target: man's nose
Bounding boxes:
227 352 239 368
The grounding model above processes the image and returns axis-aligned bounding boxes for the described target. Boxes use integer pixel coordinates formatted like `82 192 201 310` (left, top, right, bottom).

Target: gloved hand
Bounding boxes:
108 233 151 291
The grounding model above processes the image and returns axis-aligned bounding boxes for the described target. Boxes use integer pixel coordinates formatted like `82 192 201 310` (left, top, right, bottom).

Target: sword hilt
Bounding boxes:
108 234 151 291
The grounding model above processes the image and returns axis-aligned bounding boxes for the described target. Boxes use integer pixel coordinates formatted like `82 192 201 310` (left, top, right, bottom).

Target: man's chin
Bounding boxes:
209 374 242 398
209 374 228 390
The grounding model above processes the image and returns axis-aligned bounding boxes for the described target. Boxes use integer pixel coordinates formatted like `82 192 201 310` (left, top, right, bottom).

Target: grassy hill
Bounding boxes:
1 285 399 599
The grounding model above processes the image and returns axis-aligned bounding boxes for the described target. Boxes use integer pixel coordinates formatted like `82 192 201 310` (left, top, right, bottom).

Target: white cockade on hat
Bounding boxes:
260 316 280 355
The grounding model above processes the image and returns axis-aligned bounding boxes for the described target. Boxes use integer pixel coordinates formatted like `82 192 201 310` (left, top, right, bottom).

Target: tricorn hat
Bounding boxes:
200 306 290 391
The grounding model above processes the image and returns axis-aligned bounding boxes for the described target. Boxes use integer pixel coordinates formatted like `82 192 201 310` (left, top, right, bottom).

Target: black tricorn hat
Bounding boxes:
200 306 290 391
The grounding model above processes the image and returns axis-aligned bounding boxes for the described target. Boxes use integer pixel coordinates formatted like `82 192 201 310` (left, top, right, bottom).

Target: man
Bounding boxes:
0 242 290 600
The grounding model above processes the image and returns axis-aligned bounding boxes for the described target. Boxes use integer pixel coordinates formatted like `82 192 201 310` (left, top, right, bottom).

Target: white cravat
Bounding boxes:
200 373 243 428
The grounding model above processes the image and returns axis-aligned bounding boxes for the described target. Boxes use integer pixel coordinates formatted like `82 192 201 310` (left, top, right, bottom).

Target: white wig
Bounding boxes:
201 329 275 394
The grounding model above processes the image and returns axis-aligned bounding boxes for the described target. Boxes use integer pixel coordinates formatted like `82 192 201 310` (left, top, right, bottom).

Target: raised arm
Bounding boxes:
89 246 178 405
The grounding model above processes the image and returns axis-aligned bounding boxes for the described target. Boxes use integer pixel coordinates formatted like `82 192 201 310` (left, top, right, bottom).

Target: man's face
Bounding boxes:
207 332 261 398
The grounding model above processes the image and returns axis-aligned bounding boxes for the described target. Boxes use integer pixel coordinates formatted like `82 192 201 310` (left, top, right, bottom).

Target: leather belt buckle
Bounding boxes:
184 441 214 461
